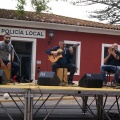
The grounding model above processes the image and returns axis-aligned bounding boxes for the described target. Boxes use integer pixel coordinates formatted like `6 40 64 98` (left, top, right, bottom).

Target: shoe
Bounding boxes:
65 83 77 87
107 82 113 86
24 79 33 83
114 85 120 89
103 81 107 86
11 76 17 83
112 82 120 87
59 81 67 86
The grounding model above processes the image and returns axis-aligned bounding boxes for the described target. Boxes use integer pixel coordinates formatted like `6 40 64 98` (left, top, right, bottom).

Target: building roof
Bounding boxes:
0 9 120 30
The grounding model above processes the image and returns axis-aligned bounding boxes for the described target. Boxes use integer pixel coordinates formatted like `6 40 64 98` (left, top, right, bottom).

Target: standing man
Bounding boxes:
46 40 77 86
100 43 120 85
0 33 20 82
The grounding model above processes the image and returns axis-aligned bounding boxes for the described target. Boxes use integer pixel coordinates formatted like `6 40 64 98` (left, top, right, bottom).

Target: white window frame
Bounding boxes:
101 43 120 65
64 40 81 75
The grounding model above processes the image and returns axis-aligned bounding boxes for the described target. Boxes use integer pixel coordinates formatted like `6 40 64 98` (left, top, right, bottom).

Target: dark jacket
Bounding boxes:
106 51 120 66
46 46 73 65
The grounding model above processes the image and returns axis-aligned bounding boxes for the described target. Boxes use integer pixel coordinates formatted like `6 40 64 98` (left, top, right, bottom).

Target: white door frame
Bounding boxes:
11 37 36 80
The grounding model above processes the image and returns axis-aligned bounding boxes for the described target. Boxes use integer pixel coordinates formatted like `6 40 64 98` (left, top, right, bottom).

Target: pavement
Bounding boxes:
0 95 120 120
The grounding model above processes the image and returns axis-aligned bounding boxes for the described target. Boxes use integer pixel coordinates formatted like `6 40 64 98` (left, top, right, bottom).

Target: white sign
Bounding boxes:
37 60 41 64
0 27 46 38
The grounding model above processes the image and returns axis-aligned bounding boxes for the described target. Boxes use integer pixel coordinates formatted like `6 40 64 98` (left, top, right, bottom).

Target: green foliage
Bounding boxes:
31 0 50 13
16 0 51 16
70 0 120 24
16 0 26 15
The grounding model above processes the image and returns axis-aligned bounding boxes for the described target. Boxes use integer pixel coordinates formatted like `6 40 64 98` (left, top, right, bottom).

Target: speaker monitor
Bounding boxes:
38 71 60 86
0 70 8 84
79 73 103 88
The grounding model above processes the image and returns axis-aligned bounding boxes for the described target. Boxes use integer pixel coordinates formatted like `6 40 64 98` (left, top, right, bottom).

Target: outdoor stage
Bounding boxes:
0 83 120 120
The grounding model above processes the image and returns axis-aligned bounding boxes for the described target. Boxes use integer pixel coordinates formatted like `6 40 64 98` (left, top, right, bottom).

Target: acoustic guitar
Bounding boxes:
48 43 80 63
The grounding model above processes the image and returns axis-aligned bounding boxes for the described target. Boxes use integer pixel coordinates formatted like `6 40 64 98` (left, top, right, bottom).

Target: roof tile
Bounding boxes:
0 9 120 30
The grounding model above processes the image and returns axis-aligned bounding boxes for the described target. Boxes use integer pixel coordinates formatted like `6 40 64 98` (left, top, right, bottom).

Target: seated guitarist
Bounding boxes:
46 40 77 86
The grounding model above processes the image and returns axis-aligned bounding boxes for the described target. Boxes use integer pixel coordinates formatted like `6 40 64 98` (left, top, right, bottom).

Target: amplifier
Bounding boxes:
79 73 103 88
38 71 60 86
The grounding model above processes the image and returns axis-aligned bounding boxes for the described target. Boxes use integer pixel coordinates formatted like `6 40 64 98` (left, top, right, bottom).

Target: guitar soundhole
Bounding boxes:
52 55 55 59
58 52 62 55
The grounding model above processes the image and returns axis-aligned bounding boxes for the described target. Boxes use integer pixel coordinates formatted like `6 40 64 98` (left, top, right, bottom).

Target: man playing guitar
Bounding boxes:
46 40 77 86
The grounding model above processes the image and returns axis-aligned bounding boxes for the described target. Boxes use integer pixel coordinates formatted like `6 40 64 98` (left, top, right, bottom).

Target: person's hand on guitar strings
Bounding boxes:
51 51 58 56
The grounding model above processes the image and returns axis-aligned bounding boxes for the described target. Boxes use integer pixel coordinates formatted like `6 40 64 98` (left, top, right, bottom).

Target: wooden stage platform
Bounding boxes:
0 83 120 120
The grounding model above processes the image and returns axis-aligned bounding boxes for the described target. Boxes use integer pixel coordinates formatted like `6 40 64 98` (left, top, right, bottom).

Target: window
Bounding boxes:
64 40 81 75
101 43 120 65
101 44 111 65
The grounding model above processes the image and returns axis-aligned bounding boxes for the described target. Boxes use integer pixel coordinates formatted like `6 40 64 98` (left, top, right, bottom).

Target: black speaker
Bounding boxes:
79 73 103 88
0 70 8 85
37 71 60 86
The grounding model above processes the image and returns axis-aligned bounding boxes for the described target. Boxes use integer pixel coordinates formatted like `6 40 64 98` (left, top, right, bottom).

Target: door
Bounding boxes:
12 41 32 79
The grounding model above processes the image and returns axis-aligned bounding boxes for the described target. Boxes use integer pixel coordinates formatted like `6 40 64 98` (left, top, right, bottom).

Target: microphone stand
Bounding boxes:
62 45 66 83
10 45 13 84
10 45 21 84
14 49 21 76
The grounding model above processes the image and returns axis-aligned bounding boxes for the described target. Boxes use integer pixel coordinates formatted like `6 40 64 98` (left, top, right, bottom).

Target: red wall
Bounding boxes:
36 30 120 81
36 29 120 81
0 26 120 81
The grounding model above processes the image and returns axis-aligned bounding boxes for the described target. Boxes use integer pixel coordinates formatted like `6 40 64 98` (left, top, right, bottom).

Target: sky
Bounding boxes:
0 0 106 23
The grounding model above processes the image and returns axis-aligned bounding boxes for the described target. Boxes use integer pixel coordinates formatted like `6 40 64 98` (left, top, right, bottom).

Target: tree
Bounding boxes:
16 0 50 15
71 0 120 24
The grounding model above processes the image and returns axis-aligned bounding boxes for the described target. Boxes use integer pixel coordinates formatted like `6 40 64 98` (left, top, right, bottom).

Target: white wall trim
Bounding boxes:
11 37 36 80
101 43 111 65
0 18 120 36
64 40 81 75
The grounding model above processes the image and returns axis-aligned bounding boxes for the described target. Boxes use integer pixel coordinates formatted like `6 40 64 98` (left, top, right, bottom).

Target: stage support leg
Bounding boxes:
44 95 64 120
0 102 13 120
24 89 33 120
97 95 103 120
82 96 88 114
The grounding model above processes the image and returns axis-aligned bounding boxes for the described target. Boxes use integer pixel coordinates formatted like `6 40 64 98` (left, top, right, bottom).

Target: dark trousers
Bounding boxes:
100 65 119 82
52 63 76 83
3 60 20 78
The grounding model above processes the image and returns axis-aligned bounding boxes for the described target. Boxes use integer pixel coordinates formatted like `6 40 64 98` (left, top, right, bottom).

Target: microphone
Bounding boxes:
63 44 66 54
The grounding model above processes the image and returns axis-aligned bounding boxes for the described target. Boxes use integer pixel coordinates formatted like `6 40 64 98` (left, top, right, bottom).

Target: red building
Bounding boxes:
0 9 120 83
